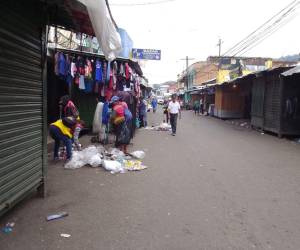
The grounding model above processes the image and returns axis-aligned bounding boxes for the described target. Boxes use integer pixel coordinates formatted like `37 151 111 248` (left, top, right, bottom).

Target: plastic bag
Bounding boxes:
124 160 147 171
88 154 102 168
64 151 85 169
78 0 122 61
130 151 146 160
64 146 104 169
93 102 104 133
103 160 125 174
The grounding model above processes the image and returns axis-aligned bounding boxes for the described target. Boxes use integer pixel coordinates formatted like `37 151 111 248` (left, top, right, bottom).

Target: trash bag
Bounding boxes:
93 102 104 133
130 151 146 160
103 160 125 174
88 154 102 167
64 146 104 169
64 151 85 169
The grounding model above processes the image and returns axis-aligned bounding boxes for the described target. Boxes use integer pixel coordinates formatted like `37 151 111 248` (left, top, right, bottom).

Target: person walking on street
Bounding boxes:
193 100 200 115
138 97 147 127
151 97 158 113
163 99 169 123
200 98 204 115
168 94 181 136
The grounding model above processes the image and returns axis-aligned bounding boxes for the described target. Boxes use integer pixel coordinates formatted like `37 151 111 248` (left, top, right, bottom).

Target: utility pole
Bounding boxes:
217 38 223 57
180 56 195 90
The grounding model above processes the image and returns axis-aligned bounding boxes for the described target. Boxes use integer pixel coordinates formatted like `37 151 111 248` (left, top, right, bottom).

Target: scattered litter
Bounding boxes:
46 212 68 221
2 226 13 234
64 145 148 174
294 138 300 143
60 233 71 238
144 123 171 131
103 160 125 174
2 222 15 234
261 132 265 135
130 151 146 160
6 222 15 228
64 146 104 169
89 154 102 168
124 160 147 171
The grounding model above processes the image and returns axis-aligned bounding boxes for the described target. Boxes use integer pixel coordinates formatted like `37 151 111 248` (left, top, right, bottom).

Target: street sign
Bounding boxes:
132 48 161 60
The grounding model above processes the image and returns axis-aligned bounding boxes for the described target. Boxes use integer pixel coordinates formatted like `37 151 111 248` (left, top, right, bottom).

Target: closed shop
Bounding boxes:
0 1 46 216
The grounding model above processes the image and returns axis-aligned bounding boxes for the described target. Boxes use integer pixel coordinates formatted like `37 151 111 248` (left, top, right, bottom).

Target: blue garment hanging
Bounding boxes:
95 60 103 82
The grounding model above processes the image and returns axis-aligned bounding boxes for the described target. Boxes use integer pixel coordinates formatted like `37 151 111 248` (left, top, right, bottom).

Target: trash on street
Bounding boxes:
46 212 69 221
130 150 146 159
2 222 15 234
60 233 71 238
64 146 104 169
124 160 147 171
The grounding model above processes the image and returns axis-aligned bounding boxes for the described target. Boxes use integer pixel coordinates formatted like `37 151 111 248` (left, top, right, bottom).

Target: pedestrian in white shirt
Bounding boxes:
168 94 181 136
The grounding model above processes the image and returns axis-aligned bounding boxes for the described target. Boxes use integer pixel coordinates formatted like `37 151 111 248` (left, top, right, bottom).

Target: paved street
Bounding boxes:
1 109 300 250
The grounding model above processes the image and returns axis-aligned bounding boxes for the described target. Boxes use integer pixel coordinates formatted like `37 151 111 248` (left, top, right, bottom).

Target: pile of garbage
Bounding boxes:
144 122 171 131
64 146 147 174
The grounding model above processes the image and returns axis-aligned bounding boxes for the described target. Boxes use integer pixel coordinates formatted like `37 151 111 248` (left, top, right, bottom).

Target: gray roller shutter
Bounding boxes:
251 76 265 129
0 3 45 215
264 75 281 133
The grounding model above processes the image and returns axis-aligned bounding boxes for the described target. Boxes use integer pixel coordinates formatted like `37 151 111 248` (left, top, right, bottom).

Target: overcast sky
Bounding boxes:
110 0 300 85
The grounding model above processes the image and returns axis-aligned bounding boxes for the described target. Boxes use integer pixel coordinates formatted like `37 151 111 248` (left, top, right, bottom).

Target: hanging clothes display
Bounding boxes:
53 50 143 103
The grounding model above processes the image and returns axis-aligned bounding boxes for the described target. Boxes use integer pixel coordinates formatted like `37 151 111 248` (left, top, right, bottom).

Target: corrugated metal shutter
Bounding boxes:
264 74 281 133
251 77 265 128
0 3 44 215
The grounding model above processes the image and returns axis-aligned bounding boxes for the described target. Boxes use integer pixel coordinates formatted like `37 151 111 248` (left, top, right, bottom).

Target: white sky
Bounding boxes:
110 0 300 85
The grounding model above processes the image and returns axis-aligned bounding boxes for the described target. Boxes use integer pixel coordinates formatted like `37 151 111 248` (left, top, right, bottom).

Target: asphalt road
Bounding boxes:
1 109 300 250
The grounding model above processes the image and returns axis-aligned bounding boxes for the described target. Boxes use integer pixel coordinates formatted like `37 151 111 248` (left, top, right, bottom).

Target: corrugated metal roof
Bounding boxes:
281 65 300 77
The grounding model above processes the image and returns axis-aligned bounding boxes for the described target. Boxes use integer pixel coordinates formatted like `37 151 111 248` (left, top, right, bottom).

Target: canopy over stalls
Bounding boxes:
46 0 122 60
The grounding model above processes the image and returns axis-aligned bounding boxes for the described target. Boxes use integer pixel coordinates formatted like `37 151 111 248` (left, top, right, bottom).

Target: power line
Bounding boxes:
223 0 298 56
223 0 299 56
232 4 299 56
239 13 298 56
110 0 176 6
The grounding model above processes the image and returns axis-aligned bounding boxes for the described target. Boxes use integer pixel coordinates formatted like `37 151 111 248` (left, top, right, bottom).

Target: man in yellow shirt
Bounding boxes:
49 117 76 161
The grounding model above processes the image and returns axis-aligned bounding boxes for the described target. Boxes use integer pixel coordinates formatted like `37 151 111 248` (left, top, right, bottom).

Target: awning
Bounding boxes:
128 60 143 76
47 0 94 36
46 0 122 61
281 65 300 77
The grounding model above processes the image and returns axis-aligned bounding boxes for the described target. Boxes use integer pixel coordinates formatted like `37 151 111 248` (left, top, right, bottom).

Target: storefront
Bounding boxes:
47 48 143 125
251 66 300 137
0 0 122 216
214 74 253 119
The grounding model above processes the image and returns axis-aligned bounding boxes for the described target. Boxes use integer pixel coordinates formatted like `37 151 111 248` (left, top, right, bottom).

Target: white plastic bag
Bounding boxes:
79 0 122 61
130 151 146 160
103 160 125 174
64 146 104 169
64 151 85 169
93 102 104 133
88 154 102 168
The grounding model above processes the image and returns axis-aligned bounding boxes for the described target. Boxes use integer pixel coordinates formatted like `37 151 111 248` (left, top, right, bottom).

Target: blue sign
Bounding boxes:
132 48 161 60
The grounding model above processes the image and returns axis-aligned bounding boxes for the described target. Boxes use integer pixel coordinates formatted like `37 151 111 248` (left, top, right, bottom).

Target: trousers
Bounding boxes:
49 125 72 160
170 113 178 134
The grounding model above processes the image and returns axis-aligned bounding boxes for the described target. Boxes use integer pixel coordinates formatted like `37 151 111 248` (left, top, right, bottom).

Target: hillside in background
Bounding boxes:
278 54 300 62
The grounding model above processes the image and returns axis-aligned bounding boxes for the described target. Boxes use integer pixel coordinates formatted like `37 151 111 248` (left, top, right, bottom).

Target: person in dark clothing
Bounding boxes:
163 100 169 123
138 98 147 127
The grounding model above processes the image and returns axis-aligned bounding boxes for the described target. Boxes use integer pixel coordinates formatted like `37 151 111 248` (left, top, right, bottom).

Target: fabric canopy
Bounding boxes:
78 0 122 61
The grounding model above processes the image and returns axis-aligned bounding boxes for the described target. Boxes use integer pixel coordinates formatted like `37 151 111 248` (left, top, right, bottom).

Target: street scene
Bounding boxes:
1 0 300 250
